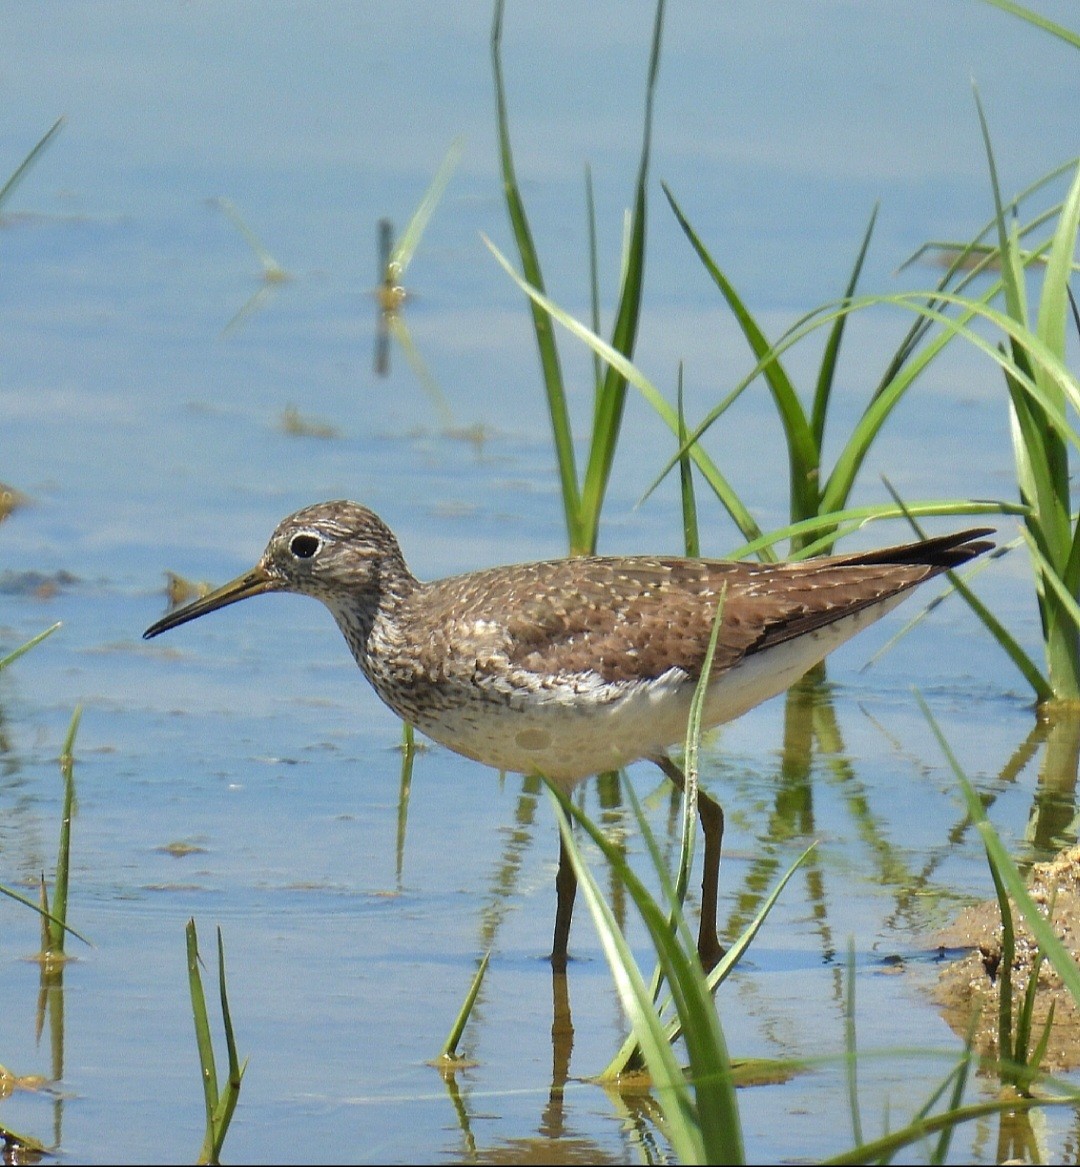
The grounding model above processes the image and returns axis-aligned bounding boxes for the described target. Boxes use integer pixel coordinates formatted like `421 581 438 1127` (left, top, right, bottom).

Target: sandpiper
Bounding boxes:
144 501 993 967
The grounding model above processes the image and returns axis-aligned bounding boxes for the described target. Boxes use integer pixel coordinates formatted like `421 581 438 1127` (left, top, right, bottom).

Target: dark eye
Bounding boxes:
289 533 321 559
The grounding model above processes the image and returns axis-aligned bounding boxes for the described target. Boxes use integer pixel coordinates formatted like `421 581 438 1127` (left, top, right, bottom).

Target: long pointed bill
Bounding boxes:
143 563 280 639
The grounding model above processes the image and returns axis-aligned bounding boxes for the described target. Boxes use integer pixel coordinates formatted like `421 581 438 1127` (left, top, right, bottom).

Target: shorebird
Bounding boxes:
144 501 992 968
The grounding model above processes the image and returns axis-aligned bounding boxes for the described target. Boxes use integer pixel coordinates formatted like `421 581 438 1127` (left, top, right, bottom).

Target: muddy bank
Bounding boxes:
936 845 1080 1071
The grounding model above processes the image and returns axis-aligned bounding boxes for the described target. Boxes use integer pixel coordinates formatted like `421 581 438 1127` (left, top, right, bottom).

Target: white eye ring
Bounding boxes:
288 532 322 560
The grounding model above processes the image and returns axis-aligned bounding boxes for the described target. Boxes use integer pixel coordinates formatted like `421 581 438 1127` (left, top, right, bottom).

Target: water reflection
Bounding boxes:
437 1027 669 1166
1026 708 1080 861
213 196 292 337
371 214 490 449
724 668 841 962
33 955 65 1154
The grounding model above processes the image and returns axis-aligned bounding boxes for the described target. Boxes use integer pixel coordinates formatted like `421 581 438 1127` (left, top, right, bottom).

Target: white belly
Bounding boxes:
410 595 905 787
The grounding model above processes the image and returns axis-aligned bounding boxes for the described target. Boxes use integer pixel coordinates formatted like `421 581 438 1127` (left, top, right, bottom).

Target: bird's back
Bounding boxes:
352 529 992 783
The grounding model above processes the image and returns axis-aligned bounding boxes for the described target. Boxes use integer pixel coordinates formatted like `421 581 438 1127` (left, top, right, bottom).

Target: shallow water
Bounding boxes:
2 2 1080 1163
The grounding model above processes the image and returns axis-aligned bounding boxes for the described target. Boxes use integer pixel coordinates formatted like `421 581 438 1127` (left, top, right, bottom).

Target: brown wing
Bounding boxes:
420 528 993 685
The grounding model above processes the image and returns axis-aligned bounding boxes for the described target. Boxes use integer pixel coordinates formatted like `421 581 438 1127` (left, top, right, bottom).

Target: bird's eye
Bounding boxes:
289 533 321 559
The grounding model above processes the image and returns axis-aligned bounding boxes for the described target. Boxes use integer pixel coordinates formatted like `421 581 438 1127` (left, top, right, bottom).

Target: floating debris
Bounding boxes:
279 404 341 440
165 571 213 608
156 840 207 858
0 482 30 523
0 570 77 599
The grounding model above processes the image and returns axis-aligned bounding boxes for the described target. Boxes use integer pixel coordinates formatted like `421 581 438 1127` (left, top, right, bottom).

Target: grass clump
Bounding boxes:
187 920 246 1166
491 0 663 555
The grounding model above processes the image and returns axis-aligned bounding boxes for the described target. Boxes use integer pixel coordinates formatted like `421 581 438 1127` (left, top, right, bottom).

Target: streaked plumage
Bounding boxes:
144 500 993 966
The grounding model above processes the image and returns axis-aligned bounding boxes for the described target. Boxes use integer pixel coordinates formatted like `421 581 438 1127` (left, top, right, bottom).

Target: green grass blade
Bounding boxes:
586 165 603 400
824 1095 1056 1166
0 116 64 212
1013 941 1046 1078
637 372 771 549
483 232 767 550
490 0 579 546
724 497 1020 563
389 135 464 275
897 159 1079 274
663 182 820 523
866 535 1051 703
1027 163 1080 624
1020 525 1080 636
0 622 61 671
900 294 1080 439
438 950 491 1063
578 0 665 547
187 919 221 1164
919 695 1080 1007
0 1122 48 1159
929 1041 977 1164
47 705 82 953
867 488 1050 700
888 167 1075 401
209 927 245 1162
974 90 1026 324
1018 520 1080 699
978 0 1080 49
0 882 91 946
986 821 1017 1070
672 587 726 914
811 204 878 451
1034 160 1080 361
676 367 700 558
819 287 1080 519
1026 996 1056 1087
548 792 709 1164
639 267 1018 537
843 942 863 1148
603 840 816 1078
214 197 287 280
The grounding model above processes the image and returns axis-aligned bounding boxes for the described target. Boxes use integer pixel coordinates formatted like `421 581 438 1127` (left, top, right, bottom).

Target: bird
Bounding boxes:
143 500 993 969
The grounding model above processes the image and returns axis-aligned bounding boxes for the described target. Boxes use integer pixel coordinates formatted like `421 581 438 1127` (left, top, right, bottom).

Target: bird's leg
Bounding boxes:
652 752 726 971
550 830 577 969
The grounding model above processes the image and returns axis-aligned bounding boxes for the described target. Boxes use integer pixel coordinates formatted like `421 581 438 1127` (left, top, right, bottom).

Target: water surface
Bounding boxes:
1 3 1078 1163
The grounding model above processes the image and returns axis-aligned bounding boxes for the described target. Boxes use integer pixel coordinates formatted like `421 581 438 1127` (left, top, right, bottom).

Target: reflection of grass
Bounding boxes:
0 630 85 1159
550 781 743 1164
373 138 464 434
546 692 1075 1162
0 1118 47 1161
0 636 91 949
213 196 290 284
547 758 1049 1162
213 197 291 336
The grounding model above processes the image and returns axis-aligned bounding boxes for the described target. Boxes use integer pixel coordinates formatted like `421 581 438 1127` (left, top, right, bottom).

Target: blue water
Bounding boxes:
1 2 1078 1162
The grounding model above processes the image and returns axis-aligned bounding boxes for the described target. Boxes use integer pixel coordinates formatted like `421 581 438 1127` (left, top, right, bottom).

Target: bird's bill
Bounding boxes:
143 563 279 639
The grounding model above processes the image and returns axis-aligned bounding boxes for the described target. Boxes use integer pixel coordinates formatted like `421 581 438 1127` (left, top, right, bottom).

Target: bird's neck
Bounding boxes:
325 554 420 675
